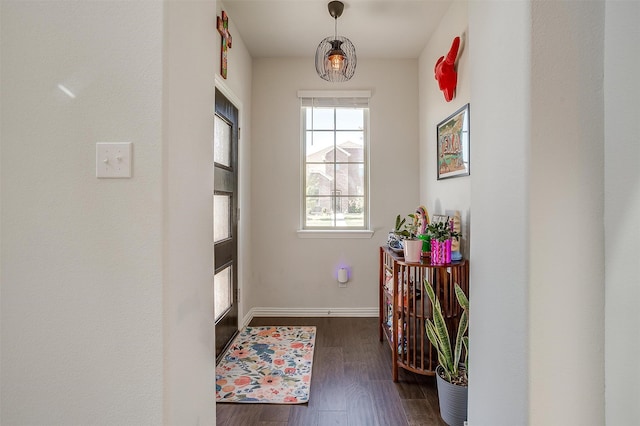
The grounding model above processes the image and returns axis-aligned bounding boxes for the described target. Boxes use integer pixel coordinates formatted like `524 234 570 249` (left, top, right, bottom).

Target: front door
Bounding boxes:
214 88 239 362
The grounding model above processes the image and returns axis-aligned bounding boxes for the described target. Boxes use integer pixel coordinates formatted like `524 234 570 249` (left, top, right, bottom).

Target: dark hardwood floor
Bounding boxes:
216 317 446 426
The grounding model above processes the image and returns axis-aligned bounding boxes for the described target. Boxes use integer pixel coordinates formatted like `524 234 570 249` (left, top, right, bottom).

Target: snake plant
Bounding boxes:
424 280 469 385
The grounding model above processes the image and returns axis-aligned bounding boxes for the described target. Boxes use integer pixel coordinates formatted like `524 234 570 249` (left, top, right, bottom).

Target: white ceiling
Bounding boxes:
221 0 454 59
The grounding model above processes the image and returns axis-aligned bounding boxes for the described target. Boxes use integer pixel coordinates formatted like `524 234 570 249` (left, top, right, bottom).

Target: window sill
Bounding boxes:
296 229 375 239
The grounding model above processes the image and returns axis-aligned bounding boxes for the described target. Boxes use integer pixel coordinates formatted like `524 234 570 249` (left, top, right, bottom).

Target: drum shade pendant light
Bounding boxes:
315 1 356 82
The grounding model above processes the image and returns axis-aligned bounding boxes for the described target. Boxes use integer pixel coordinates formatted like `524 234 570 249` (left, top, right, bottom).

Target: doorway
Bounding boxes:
214 88 239 361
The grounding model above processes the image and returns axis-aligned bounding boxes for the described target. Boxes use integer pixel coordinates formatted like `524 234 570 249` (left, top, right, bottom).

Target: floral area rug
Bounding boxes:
216 326 316 404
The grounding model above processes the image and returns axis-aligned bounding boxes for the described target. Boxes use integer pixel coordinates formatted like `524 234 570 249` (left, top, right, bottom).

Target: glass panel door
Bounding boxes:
214 89 239 361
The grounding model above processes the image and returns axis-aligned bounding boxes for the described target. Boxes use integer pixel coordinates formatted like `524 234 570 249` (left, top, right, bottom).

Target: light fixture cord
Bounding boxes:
334 16 338 39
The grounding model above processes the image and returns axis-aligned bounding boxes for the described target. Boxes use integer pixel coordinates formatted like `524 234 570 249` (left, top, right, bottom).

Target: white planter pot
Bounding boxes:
402 239 422 263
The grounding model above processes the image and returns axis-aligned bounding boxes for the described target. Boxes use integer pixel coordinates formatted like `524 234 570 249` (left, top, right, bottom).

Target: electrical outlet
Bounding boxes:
96 142 132 178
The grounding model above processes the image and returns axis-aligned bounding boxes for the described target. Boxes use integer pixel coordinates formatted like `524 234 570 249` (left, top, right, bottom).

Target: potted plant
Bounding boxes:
426 220 461 264
424 281 469 426
397 214 422 262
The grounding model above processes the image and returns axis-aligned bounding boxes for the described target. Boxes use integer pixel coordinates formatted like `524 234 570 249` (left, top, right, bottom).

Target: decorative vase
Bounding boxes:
403 239 422 263
431 239 452 265
435 365 468 426
431 239 439 264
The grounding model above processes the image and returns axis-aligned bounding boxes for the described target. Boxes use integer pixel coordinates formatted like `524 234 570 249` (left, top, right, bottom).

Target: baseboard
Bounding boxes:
241 307 379 328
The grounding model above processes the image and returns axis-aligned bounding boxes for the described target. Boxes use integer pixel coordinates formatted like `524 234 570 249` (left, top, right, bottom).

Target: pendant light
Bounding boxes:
315 1 356 82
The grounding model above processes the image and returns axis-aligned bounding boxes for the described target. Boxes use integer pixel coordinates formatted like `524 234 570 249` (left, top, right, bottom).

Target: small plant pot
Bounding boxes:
435 365 468 426
417 234 431 256
403 239 422 263
430 239 452 265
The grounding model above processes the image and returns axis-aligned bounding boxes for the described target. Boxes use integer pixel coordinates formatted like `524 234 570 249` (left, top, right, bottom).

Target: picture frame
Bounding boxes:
437 103 470 180
431 214 450 226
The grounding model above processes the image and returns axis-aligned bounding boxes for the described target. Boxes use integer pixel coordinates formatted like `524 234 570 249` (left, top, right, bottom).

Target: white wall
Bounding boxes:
469 1 608 424
249 58 419 313
163 1 219 424
529 2 605 424
467 1 530 424
604 1 640 424
1 1 164 424
1 1 225 424
419 0 470 256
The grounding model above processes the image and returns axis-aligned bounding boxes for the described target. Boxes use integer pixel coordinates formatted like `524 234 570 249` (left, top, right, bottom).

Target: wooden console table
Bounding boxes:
379 246 469 382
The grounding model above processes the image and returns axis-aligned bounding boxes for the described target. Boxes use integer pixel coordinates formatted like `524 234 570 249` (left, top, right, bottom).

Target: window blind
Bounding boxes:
298 90 371 108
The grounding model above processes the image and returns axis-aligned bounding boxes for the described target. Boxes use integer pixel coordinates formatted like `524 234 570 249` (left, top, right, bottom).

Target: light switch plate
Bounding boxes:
96 142 132 178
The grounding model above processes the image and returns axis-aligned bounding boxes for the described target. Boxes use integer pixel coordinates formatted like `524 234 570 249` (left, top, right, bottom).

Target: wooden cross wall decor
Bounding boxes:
217 11 232 79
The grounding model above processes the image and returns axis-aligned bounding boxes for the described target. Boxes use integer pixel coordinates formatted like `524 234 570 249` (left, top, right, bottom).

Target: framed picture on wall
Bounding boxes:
431 214 450 225
437 103 470 180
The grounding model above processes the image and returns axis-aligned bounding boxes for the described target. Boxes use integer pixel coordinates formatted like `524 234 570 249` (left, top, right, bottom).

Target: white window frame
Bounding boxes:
297 90 373 239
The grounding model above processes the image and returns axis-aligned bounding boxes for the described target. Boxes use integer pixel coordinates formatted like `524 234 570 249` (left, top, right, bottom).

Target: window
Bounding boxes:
299 91 370 231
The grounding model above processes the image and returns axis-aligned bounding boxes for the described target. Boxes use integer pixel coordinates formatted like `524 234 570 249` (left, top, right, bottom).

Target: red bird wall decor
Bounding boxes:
434 36 461 102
